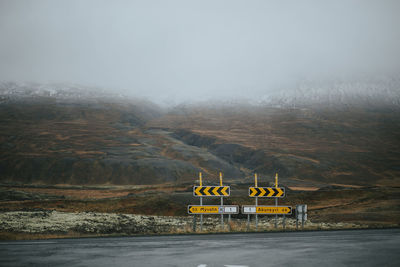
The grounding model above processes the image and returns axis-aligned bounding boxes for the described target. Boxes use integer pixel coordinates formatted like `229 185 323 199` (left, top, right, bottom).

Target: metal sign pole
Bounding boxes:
283 214 286 230
220 172 224 230
275 198 278 229
255 174 258 231
221 196 224 230
193 214 196 232
199 172 203 231
255 196 258 230
247 214 250 231
274 173 278 229
296 205 298 230
200 196 203 231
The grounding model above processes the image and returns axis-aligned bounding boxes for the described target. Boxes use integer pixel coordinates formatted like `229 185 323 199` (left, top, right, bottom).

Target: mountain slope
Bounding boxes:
1 82 400 187
0 83 244 184
150 104 400 186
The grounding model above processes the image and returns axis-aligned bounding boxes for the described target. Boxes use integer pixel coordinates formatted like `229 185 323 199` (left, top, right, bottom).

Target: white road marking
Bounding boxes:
197 265 207 267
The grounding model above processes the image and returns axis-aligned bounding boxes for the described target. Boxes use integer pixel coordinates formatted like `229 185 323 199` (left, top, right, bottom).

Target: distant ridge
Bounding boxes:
1 82 399 187
259 77 400 108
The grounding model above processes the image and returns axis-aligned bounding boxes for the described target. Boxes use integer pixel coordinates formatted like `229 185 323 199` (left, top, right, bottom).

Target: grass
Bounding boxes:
1 183 399 226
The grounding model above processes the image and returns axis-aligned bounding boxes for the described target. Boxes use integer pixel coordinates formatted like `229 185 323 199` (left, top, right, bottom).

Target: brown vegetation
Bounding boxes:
0 183 398 227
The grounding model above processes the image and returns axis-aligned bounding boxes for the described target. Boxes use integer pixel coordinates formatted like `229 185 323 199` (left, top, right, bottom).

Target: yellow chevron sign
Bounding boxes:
193 186 230 197
242 206 292 215
249 187 285 197
187 205 239 214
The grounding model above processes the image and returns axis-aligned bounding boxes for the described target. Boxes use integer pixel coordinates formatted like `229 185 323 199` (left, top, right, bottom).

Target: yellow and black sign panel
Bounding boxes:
249 187 285 198
187 205 239 214
193 186 230 197
242 205 292 215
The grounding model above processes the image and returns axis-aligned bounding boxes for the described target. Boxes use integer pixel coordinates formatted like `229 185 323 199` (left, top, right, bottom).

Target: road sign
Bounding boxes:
296 204 307 213
296 204 308 222
242 205 292 215
187 205 239 214
193 186 230 197
249 187 285 197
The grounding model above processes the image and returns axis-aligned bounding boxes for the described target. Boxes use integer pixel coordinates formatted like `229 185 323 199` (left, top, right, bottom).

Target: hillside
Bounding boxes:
1 82 400 187
151 104 400 187
0 83 244 185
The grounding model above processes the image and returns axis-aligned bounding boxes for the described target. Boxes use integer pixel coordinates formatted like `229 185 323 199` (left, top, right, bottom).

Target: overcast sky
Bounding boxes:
0 0 399 103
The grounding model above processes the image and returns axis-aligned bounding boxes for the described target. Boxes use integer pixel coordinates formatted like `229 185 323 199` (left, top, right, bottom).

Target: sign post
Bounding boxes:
200 172 203 231
275 173 278 229
248 173 286 230
190 172 232 231
247 213 250 231
255 174 258 230
193 214 196 232
302 205 307 229
220 172 224 230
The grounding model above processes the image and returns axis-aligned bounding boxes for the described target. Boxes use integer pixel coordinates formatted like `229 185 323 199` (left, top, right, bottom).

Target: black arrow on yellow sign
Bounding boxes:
249 187 285 197
193 186 230 196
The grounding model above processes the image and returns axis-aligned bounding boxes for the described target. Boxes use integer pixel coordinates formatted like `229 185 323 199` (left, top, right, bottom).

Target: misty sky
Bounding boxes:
0 0 399 103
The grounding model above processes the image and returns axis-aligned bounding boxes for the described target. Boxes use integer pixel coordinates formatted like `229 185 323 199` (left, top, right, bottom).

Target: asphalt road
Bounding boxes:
1 229 399 267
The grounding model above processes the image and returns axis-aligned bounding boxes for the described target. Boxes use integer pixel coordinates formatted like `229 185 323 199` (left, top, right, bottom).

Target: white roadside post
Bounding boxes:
296 204 307 230
296 204 300 230
302 204 307 229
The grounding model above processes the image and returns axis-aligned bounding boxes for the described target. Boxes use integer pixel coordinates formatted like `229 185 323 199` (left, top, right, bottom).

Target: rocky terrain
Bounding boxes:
0 182 398 240
0 211 191 237
0 210 371 240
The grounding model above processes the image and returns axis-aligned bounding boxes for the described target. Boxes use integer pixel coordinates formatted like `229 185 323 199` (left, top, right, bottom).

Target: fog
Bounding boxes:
0 0 399 104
